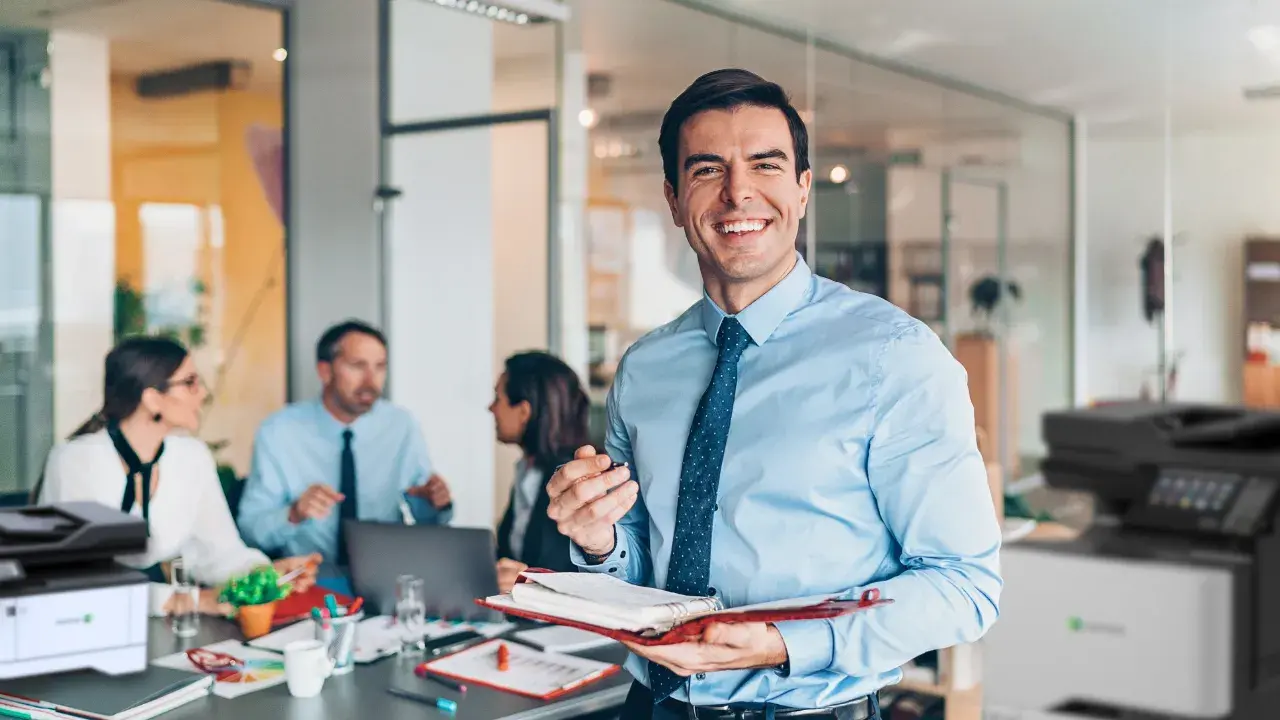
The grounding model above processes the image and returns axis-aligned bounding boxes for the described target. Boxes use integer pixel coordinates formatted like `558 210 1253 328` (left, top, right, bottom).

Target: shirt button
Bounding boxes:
708 587 717 597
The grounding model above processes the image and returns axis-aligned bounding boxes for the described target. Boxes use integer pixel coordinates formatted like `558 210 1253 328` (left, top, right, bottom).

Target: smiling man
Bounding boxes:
546 69 1003 720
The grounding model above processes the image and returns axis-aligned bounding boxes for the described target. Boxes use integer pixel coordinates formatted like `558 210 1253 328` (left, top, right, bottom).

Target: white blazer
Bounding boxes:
39 429 270 615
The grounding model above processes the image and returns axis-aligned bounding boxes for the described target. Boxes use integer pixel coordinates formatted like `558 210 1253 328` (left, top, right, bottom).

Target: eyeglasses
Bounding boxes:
162 374 203 393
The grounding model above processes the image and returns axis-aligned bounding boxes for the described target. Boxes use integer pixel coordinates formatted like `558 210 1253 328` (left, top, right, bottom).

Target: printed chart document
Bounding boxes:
477 571 891 645
152 640 287 699
419 639 619 700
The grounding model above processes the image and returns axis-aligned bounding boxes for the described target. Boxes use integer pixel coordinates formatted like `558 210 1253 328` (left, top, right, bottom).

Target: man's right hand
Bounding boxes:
288 484 344 524
546 446 638 559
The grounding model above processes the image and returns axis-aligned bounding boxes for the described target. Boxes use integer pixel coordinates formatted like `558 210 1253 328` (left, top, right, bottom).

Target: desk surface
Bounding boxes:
134 619 632 720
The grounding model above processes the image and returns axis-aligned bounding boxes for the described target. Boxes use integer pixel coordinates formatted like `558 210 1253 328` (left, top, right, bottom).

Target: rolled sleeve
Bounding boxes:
772 618 835 678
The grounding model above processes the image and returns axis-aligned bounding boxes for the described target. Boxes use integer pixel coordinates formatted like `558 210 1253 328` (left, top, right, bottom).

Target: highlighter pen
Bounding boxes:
387 687 458 714
0 707 31 720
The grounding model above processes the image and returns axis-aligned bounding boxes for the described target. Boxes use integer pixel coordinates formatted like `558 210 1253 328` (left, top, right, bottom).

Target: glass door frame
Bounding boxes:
379 108 561 353
941 168 1012 480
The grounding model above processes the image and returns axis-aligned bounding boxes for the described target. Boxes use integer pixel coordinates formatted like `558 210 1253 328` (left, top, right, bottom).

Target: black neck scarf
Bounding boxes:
107 420 164 534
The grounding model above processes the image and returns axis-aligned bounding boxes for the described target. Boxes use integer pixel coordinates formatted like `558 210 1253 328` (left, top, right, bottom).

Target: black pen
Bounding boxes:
388 687 459 713
416 667 468 694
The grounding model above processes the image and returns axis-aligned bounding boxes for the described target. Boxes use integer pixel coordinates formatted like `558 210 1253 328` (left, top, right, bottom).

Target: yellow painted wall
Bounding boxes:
111 77 286 476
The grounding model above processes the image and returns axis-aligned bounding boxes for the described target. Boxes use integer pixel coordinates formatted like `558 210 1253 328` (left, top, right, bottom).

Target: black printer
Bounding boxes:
984 401 1280 720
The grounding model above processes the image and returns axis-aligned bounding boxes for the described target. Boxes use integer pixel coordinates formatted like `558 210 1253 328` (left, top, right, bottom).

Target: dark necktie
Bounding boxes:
649 316 752 703
336 428 358 567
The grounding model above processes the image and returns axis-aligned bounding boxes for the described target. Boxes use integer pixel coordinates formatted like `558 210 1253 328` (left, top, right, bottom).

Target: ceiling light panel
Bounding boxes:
426 0 568 24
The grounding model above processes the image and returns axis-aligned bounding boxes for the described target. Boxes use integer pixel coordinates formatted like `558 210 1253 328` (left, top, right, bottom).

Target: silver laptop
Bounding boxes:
343 520 504 622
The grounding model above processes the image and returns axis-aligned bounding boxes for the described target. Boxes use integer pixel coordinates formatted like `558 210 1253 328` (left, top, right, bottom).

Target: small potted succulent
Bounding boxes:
219 565 291 639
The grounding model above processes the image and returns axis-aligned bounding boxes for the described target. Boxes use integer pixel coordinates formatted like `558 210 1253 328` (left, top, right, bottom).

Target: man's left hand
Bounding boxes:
621 623 788 677
409 474 453 510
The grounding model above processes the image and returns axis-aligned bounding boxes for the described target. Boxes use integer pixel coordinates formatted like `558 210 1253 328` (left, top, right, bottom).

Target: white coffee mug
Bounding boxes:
284 639 335 698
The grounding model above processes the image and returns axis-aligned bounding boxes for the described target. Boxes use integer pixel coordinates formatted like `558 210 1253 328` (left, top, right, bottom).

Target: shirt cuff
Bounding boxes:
569 527 627 575
772 619 834 678
269 505 302 549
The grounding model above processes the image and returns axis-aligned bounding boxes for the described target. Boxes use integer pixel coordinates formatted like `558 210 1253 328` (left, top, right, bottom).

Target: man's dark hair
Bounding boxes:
658 68 810 191
316 319 387 363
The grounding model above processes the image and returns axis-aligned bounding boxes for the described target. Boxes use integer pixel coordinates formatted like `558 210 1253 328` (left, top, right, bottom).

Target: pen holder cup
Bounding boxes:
315 609 363 675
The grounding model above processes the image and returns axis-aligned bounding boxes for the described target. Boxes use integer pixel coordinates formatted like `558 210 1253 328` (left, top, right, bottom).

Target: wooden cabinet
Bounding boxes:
953 334 1018 475
1244 238 1280 409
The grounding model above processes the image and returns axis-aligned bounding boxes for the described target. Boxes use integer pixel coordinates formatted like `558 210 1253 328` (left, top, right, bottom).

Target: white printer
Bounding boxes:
0 502 151 680
985 402 1280 720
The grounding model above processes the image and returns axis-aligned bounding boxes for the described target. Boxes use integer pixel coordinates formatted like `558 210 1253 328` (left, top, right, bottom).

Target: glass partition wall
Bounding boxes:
383 0 561 528
0 1 287 494
579 0 1074 480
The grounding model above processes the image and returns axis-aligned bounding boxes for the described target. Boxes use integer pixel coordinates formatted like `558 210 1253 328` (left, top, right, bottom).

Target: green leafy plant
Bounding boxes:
967 274 1022 337
218 565 290 608
112 276 208 349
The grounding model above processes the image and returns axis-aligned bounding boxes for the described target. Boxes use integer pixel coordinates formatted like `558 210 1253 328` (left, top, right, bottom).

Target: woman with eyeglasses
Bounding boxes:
36 336 320 616
490 351 594 593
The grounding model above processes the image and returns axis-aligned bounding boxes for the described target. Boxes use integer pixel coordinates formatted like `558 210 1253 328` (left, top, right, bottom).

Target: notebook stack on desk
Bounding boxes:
0 666 212 720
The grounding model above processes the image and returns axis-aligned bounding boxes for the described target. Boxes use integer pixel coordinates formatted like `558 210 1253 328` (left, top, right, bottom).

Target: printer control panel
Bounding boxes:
1133 468 1278 536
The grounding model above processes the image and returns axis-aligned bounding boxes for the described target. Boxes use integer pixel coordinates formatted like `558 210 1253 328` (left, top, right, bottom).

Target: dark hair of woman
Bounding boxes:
69 336 190 438
502 351 591 476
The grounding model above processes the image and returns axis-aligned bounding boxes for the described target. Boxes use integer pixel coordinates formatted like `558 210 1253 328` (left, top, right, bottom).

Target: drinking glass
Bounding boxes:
168 558 200 638
395 574 426 655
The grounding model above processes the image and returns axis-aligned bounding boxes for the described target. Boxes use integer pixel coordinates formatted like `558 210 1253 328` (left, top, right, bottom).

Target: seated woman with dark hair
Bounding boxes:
489 351 593 592
37 336 320 616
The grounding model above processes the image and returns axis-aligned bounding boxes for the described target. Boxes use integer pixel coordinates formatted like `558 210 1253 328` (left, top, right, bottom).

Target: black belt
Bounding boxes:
657 694 880 720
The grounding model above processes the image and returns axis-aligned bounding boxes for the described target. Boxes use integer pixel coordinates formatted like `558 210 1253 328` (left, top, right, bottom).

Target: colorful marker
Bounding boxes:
387 687 458 714
496 643 510 672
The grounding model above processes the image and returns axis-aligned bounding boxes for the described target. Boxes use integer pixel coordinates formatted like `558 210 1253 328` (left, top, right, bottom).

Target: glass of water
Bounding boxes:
168 558 200 638
395 574 426 655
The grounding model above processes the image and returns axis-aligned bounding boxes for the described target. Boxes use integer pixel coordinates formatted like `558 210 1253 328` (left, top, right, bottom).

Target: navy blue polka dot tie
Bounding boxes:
649 316 752 703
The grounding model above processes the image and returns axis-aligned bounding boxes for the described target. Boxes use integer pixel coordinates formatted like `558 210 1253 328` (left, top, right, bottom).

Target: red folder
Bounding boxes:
272 586 353 626
474 570 892 646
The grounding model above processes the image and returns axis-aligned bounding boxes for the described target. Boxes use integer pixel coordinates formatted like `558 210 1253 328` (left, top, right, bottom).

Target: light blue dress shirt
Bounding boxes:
572 254 1002 708
237 399 452 566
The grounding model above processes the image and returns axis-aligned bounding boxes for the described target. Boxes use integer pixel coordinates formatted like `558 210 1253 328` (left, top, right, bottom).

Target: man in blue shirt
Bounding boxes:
237 320 453 571
547 69 1002 720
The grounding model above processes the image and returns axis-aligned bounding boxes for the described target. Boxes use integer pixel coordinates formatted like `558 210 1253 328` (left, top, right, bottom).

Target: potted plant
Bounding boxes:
955 274 1023 477
219 565 291 639
966 274 1022 338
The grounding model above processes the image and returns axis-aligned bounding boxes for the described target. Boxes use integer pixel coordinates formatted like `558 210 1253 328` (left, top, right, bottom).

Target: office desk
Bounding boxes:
137 619 631 720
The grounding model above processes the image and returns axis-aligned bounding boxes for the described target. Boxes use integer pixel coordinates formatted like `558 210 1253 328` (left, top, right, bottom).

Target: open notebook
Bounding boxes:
477 571 891 646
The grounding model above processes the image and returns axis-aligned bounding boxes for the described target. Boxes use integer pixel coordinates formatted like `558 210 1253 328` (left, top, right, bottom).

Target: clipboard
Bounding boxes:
416 640 621 700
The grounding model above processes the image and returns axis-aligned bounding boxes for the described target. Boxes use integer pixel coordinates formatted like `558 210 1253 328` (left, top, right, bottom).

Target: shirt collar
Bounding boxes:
312 397 383 435
699 251 813 347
